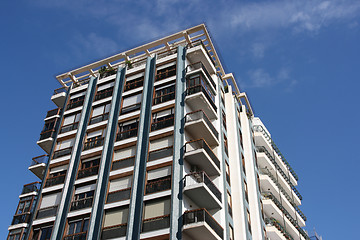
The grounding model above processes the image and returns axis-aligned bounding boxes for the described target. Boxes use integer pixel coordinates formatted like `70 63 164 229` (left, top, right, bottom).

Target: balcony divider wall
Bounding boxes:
86 66 127 240
51 76 98 240
125 56 156 240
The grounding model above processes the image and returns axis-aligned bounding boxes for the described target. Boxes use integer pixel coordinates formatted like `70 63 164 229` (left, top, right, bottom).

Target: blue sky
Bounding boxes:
1 0 359 239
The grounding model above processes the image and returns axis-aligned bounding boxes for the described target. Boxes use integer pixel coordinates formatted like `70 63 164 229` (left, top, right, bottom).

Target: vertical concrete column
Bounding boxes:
25 87 72 240
51 76 98 240
86 67 126 240
169 46 186 240
126 56 156 240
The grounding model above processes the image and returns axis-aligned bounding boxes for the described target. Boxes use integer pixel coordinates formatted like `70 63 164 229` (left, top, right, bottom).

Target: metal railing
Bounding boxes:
94 87 113 101
124 78 143 91
53 87 67 95
11 213 31 225
183 208 223 239
155 65 176 81
102 223 127 239
253 125 298 181
184 139 220 169
66 98 84 110
53 147 72 159
186 62 216 89
151 116 174 131
77 165 99 179
36 205 58 219
265 218 294 240
112 156 135 170
262 192 309 240
186 83 217 112
116 128 138 141
257 146 304 205
39 129 56 141
183 171 221 202
145 176 172 194
106 187 131 203
185 110 218 139
148 146 173 162
142 215 170 232
83 137 104 150
45 174 66 187
89 113 109 125
30 155 48 167
60 122 79 134
70 197 94 211
21 182 40 194
46 108 60 118
191 39 217 67
153 91 175 105
63 232 87 240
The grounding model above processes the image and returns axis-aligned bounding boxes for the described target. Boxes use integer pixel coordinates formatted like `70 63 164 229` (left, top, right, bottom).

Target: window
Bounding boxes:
67 91 86 110
247 209 252 233
95 81 114 101
66 218 89 237
16 196 33 215
221 89 225 105
84 129 105 150
229 225 234 240
78 157 100 179
151 108 174 131
116 119 139 141
112 146 136 170
55 138 75 151
109 176 132 193
121 93 142 114
153 82 175 105
45 165 68 187
224 134 229 156
8 229 22 240
155 64 176 81
146 166 172 194
222 110 227 130
225 162 231 185
61 112 81 133
242 154 246 175
124 74 144 91
32 226 53 240
89 103 110 124
148 136 174 161
244 180 249 203
71 184 95 211
227 191 232 217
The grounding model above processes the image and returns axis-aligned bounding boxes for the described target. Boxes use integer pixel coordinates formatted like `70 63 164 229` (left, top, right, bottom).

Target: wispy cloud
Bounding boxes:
251 43 266 59
227 0 360 33
244 67 297 90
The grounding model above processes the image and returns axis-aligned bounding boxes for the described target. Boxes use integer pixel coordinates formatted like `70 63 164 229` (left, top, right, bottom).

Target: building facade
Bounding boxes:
7 24 309 240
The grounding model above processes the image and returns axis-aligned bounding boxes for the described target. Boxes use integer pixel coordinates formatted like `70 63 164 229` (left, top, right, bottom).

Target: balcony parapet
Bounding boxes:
94 87 113 101
142 214 170 233
186 110 218 139
36 205 58 219
53 147 72 159
257 146 303 201
102 223 127 239
116 128 138 141
21 182 40 195
45 174 66 188
89 113 109 125
183 172 221 202
112 156 135 171
265 218 294 240
183 208 223 239
185 139 220 169
145 176 172 195
151 115 174 132
63 231 87 240
107 187 131 203
30 155 48 167
77 165 99 179
262 192 309 240
253 125 298 181
45 108 61 119
83 137 104 150
60 122 79 134
53 87 67 95
148 146 173 162
70 196 93 211
11 213 31 225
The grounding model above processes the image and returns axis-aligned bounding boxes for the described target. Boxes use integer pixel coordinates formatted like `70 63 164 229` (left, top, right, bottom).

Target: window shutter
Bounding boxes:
147 166 171 181
92 105 104 117
63 115 75 126
103 208 129 227
40 192 62 209
87 130 103 139
113 146 136 161
49 165 68 174
149 136 173 151
109 176 132 192
154 108 172 119
75 184 96 194
58 138 74 150
97 81 114 91
70 91 86 99
144 198 171 219
122 93 142 108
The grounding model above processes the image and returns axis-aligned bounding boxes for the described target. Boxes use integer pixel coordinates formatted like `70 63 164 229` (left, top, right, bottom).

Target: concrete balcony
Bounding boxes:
184 139 220 176
257 148 303 205
51 87 67 108
183 208 223 240
262 193 309 240
253 125 298 183
265 218 294 240
29 155 48 179
187 40 217 76
183 172 222 210
185 110 219 147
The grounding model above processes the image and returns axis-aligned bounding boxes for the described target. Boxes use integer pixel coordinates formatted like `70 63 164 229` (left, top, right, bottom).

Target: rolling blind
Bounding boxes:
147 166 171 181
109 176 132 192
40 192 62 209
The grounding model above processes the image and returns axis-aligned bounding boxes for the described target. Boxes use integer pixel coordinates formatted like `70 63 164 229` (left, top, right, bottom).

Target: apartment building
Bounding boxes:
7 24 309 240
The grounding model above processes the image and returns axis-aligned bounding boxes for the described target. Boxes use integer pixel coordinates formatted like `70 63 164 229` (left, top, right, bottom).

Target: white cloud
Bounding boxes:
251 43 266 59
227 0 360 33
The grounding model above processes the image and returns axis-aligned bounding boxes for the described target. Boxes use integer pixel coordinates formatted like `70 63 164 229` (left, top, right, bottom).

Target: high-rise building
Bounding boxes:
7 24 309 240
